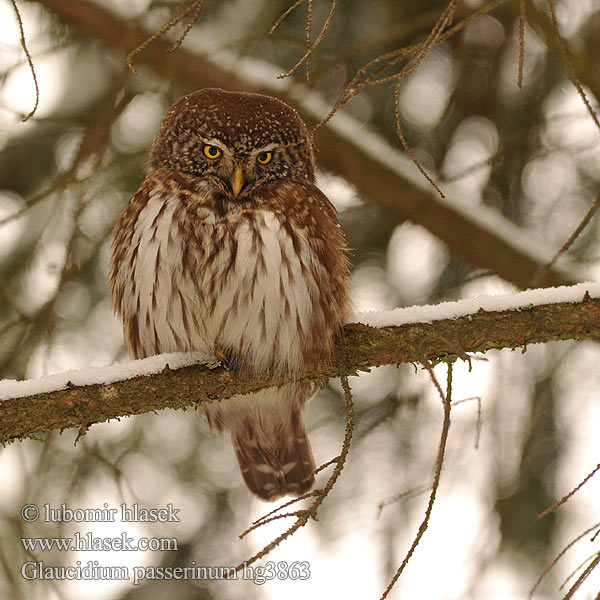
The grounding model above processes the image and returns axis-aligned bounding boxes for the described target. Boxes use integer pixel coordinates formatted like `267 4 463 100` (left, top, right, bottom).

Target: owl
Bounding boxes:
109 88 350 501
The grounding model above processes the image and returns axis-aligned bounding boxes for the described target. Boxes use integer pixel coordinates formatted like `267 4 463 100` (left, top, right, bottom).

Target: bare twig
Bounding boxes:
304 0 312 83
168 1 204 53
268 0 305 35
562 551 600 599
312 455 340 476
537 461 600 519
394 79 445 198
126 1 205 74
518 0 527 88
528 522 600 598
315 0 507 135
546 0 600 131
377 485 432 518
316 0 458 198
10 0 39 121
276 0 338 80
533 191 600 286
379 361 453 599
245 490 319 532
233 375 355 572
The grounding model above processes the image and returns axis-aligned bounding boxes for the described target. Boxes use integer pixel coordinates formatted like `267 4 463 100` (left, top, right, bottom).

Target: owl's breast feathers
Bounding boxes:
109 168 350 373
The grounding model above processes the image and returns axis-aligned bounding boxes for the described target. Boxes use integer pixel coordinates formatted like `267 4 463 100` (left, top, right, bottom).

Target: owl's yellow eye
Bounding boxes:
203 145 222 160
256 151 273 165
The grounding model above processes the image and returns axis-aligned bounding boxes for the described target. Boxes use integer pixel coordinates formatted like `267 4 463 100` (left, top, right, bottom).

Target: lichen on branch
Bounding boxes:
1 295 599 445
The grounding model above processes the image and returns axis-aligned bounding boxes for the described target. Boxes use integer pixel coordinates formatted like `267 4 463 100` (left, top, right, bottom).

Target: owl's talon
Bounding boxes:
215 348 232 370
202 349 231 370
204 357 223 370
201 351 234 370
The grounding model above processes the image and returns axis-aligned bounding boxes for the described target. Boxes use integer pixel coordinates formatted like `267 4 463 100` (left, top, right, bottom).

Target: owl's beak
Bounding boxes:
229 166 245 198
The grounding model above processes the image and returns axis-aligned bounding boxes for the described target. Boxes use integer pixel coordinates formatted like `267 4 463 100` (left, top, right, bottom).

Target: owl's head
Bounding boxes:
149 88 315 199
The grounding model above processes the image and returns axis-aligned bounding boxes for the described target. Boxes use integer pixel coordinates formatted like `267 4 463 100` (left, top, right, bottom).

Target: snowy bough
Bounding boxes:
2 282 599 441
2 282 600 594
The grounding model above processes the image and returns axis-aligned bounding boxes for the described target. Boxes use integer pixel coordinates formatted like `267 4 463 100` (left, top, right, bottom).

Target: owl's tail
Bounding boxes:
232 409 316 502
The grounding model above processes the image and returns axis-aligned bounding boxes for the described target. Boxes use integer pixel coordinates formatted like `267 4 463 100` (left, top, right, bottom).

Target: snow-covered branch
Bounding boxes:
2 284 599 445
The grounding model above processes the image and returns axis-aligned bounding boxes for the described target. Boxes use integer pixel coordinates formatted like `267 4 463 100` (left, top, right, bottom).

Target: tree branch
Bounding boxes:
2 293 599 445
32 0 589 288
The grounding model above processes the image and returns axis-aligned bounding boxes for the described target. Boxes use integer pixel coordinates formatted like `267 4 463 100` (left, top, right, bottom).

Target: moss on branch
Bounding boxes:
2 296 599 444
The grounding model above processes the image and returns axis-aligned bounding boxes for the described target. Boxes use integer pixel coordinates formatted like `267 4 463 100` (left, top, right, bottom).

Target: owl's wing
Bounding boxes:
266 180 351 363
109 170 212 358
109 181 152 359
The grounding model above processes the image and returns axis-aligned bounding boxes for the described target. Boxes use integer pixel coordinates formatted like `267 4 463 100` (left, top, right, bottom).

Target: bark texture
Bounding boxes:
2 295 599 444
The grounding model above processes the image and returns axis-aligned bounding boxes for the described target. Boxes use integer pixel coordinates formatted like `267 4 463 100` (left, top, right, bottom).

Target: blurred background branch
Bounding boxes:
30 0 591 289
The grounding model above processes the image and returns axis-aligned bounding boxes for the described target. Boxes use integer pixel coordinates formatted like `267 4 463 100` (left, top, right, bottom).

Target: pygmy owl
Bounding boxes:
109 88 350 501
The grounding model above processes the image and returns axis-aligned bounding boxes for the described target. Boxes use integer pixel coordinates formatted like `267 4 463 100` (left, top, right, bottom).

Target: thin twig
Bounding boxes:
126 1 204 74
248 490 319 529
269 0 305 36
394 79 446 198
315 0 506 136
546 0 600 131
277 0 338 79
168 1 204 53
314 0 457 198
379 361 453 599
377 485 432 518
304 0 313 84
533 190 600 286
561 553 599 592
233 375 355 573
10 0 39 121
391 0 456 199
518 0 527 88
239 510 308 538
537 460 600 519
528 522 600 598
313 455 340 476
562 551 600 599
